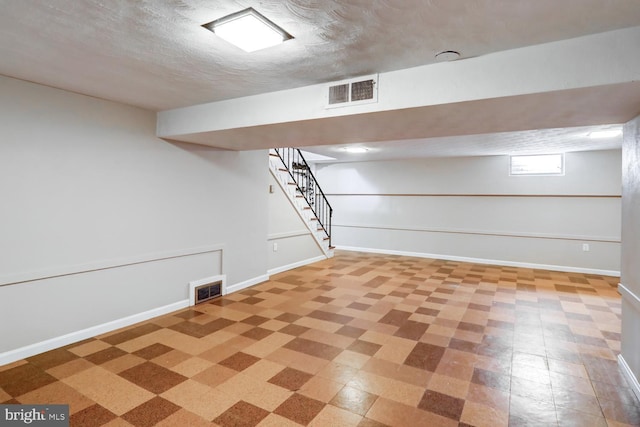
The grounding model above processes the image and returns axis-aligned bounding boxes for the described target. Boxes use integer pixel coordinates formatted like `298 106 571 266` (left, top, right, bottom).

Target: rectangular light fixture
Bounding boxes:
588 129 622 139
202 8 292 53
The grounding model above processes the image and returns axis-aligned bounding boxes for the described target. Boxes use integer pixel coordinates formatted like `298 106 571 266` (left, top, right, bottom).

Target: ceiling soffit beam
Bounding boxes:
159 82 640 150
157 26 640 148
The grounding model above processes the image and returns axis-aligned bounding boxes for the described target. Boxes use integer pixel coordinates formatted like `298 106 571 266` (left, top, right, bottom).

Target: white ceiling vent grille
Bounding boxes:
326 74 378 108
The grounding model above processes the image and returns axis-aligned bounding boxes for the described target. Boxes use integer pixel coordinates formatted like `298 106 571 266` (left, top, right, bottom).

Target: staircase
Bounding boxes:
269 148 334 257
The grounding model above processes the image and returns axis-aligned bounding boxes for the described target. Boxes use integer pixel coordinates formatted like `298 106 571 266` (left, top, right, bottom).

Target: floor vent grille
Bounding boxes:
194 281 222 304
189 275 225 306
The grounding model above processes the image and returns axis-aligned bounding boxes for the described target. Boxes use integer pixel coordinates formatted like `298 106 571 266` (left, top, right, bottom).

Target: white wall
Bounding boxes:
0 76 268 358
267 173 324 273
620 115 640 399
317 150 621 273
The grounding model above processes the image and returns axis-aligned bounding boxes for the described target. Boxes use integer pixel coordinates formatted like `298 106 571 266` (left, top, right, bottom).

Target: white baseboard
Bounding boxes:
225 274 270 295
0 300 189 367
268 255 326 276
618 354 640 402
619 283 640 312
336 245 620 277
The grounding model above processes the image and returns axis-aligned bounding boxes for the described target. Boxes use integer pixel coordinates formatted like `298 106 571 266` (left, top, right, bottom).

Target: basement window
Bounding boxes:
510 154 564 176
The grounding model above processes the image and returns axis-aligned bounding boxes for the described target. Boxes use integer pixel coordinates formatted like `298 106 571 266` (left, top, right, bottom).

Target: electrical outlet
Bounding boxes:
582 243 590 252
273 243 278 252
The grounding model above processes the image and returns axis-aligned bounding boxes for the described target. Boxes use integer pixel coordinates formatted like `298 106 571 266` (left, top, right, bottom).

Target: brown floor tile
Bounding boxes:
418 389 465 420
70 403 117 427
119 362 187 394
132 343 173 360
336 325 367 338
284 337 343 360
347 340 382 356
85 347 129 365
268 367 313 391
403 342 446 371
100 324 161 346
274 393 325 425
122 396 180 427
279 324 310 336
27 348 79 370
214 400 270 427
379 309 412 327
394 320 429 340
219 351 260 372
0 363 58 397
16 380 94 415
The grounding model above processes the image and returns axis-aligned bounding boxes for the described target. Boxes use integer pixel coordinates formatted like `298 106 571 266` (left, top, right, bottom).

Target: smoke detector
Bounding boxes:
435 50 461 62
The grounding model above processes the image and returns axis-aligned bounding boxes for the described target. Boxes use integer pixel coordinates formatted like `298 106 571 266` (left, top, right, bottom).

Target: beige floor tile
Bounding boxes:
46 358 94 380
460 400 509 427
161 379 238 420
170 357 213 377
62 366 154 416
217 372 293 411
309 404 363 426
68 340 111 357
299 376 344 403
428 373 471 399
241 359 285 382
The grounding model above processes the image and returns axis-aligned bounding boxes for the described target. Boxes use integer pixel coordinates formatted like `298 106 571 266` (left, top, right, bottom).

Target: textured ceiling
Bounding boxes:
301 125 624 163
1 0 640 111
1 1 639 159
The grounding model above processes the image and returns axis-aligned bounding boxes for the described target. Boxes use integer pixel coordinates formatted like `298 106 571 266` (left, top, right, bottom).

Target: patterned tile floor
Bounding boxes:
1 251 638 426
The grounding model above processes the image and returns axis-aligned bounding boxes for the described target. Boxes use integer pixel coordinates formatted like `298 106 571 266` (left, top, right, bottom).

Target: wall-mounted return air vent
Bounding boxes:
189 275 226 306
195 281 222 304
326 74 378 109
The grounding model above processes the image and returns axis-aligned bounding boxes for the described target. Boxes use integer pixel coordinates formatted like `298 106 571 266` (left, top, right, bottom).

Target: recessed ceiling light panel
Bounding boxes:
343 147 368 154
588 129 622 139
202 8 293 52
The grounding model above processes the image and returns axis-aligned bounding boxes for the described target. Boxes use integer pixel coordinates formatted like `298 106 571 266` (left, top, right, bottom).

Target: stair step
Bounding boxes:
269 153 279 157
323 237 330 241
279 168 288 172
303 207 311 210
329 246 336 250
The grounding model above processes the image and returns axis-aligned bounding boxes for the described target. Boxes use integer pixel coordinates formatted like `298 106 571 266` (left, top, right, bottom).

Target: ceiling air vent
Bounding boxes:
326 74 378 108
